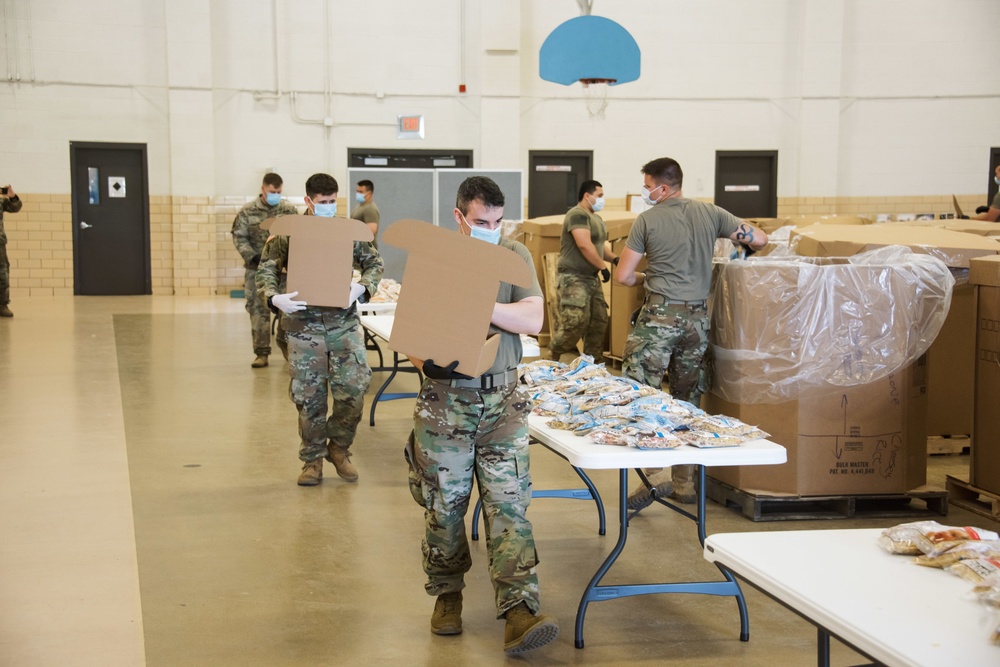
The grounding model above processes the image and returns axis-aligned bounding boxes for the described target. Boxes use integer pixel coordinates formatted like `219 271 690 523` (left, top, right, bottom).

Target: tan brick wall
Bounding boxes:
2 192 991 299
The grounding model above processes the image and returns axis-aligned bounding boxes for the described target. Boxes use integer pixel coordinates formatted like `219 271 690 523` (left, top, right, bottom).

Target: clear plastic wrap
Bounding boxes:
710 245 955 404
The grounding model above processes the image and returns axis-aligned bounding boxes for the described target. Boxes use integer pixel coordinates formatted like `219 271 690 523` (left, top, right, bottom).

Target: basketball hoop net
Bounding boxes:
580 78 614 120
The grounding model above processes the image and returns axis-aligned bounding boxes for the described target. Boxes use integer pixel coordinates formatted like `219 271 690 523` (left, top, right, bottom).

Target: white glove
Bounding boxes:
271 291 307 314
348 282 366 305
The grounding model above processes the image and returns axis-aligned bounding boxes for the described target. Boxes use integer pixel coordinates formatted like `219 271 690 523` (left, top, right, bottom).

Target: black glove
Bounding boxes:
629 307 641 327
600 267 611 283
422 359 473 381
612 256 620 266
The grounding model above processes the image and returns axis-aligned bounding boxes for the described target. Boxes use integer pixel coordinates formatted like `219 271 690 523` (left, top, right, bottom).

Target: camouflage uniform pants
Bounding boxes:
244 266 272 356
623 302 709 487
405 380 540 618
549 272 608 360
0 238 8 305
283 310 371 462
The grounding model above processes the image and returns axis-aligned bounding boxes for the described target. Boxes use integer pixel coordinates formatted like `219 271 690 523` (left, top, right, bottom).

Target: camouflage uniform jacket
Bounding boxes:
255 233 384 310
0 195 23 244
231 197 298 268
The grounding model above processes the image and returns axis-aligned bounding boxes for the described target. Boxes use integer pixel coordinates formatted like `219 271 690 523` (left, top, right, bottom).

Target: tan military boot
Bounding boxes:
430 592 463 635
326 444 358 482
626 470 674 512
503 603 559 654
670 464 698 504
251 355 268 368
0 304 12 318
297 458 323 486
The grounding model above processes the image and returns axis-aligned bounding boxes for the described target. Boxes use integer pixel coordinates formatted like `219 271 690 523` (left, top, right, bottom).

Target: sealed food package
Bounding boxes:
877 521 1000 556
710 246 954 403
946 558 1000 583
914 540 1000 568
518 357 767 450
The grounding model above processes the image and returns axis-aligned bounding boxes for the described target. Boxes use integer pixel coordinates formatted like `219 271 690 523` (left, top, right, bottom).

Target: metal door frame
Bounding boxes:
527 150 593 219
714 150 778 218
69 141 151 295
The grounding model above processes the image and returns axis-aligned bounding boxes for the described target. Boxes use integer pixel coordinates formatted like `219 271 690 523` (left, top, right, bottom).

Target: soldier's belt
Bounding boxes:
444 368 519 390
645 293 706 308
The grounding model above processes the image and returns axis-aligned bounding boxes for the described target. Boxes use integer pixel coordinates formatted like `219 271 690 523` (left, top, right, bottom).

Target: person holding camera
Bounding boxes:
0 183 22 318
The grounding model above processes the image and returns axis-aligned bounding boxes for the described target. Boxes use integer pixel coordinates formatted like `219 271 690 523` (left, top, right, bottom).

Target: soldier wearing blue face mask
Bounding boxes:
351 179 380 248
256 173 383 487
231 172 298 368
549 179 618 362
404 176 559 654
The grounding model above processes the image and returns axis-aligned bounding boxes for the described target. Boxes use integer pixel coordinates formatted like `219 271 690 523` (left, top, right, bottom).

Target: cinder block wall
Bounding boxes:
3 193 993 299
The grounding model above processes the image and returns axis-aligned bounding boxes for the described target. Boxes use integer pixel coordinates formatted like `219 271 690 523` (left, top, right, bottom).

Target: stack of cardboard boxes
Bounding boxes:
708 224 1000 497
968 255 1000 497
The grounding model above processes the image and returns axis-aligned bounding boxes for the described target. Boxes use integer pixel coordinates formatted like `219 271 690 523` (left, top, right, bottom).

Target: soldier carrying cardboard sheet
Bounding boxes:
387 176 559 654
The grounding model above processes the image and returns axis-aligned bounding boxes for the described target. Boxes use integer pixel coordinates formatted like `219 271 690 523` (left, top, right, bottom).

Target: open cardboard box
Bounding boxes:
261 215 373 308
790 223 1000 268
382 219 534 377
969 255 1000 494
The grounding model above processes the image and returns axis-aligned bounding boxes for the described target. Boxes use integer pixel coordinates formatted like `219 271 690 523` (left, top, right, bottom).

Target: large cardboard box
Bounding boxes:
706 258 936 496
521 211 635 346
790 224 1000 268
926 283 976 437
706 361 928 496
608 236 645 359
969 255 1000 494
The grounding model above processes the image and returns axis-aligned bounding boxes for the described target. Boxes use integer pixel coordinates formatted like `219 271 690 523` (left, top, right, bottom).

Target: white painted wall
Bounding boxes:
0 0 997 200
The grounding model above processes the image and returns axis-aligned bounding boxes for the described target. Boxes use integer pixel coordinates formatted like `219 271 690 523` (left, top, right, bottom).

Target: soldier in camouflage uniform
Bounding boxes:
616 157 767 508
549 180 617 361
403 176 558 654
232 172 299 368
256 173 383 486
0 183 23 318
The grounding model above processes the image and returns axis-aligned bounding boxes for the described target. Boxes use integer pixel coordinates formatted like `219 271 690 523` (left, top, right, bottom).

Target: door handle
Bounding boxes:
80 221 93 229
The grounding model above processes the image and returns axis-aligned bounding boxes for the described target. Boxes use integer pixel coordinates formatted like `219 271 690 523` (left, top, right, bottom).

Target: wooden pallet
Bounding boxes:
928 435 971 456
946 476 1000 522
706 477 949 522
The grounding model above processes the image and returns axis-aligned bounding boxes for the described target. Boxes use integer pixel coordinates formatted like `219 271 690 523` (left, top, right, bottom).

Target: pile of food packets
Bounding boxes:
517 355 768 450
879 520 1000 644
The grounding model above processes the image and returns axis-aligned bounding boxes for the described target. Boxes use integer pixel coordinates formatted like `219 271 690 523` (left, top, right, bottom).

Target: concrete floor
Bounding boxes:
0 296 994 666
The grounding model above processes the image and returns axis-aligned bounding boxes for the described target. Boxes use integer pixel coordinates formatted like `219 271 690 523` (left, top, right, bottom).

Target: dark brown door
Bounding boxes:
70 142 151 295
988 147 1000 209
528 151 592 219
714 151 778 218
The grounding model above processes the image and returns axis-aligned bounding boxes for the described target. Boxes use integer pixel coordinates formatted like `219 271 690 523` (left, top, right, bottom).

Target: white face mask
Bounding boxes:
461 215 502 244
641 185 663 206
591 196 605 213
995 175 1000 186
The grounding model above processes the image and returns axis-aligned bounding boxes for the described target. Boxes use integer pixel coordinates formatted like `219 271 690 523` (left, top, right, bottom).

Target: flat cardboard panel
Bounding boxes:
969 254 1000 287
973 284 1000 493
707 360 927 496
926 284 976 436
262 215 373 308
791 224 1000 268
383 219 533 377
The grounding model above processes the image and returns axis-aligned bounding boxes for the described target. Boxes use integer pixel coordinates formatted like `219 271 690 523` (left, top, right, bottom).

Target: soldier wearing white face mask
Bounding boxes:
548 180 618 362
973 165 1000 222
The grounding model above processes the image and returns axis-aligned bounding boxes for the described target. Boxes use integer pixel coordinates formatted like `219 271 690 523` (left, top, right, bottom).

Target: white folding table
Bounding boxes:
358 313 421 426
528 419 787 648
704 528 1000 666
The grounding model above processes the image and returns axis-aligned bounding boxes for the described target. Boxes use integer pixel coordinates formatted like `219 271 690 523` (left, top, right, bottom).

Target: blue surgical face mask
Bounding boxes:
641 185 662 206
313 202 337 218
265 192 281 206
462 215 502 244
355 192 366 203
592 196 605 213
